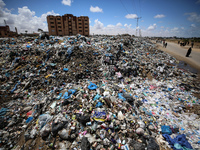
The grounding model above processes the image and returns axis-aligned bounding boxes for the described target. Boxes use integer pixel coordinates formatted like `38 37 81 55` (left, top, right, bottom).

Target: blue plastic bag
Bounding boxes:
93 94 101 101
26 116 33 123
161 125 172 135
96 102 103 107
63 68 69 71
118 93 126 101
88 83 98 90
62 89 76 99
56 93 62 100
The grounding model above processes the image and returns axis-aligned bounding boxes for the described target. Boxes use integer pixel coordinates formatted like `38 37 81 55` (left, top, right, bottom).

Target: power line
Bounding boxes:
119 0 142 36
139 0 142 18
120 0 130 14
132 0 137 15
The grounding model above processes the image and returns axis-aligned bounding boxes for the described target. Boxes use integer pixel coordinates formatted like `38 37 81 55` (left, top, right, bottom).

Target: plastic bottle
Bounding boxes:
91 122 98 131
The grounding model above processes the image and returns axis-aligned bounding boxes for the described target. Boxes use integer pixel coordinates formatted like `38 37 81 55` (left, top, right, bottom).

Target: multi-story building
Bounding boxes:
47 14 89 36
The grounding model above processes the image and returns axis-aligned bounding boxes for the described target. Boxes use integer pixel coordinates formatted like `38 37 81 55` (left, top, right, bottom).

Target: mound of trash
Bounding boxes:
0 35 199 149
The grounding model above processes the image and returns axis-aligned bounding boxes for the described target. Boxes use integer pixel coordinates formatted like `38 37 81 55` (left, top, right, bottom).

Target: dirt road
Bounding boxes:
155 41 200 72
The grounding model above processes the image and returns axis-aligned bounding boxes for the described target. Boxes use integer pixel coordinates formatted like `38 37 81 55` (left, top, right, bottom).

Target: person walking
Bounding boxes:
186 47 192 57
165 43 167 48
163 41 165 47
191 42 194 48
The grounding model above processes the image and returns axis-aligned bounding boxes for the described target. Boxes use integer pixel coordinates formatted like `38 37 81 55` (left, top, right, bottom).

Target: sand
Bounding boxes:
153 42 200 73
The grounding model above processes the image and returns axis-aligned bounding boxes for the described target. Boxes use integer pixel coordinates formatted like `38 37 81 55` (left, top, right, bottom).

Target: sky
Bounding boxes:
0 0 200 37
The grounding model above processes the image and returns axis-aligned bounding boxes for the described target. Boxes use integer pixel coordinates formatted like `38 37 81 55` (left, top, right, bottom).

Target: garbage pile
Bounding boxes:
0 35 200 150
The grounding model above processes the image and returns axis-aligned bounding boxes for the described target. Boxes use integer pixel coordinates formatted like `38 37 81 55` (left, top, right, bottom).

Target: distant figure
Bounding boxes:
165 43 167 48
191 42 194 48
178 41 180 44
186 47 192 57
163 41 165 47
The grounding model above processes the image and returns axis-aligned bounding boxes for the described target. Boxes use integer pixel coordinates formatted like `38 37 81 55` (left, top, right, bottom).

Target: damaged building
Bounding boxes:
47 14 89 36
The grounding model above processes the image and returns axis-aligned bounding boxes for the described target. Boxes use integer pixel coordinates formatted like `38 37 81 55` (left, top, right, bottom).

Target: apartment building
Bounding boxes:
47 14 89 36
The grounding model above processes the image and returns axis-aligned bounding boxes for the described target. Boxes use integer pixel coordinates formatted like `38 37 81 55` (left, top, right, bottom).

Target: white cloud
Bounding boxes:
107 24 115 28
171 27 179 31
93 19 104 29
185 12 200 22
0 0 5 8
90 18 200 37
0 3 59 33
90 19 136 35
125 14 138 19
124 24 132 28
61 0 73 6
90 6 103 13
154 14 165 18
147 24 157 30
181 27 184 29
191 24 196 27
116 23 122 27
160 26 164 28
18 6 35 18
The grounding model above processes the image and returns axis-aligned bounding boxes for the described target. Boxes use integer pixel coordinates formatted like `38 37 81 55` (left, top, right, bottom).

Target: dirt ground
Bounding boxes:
165 39 200 52
154 42 200 99
152 40 200 72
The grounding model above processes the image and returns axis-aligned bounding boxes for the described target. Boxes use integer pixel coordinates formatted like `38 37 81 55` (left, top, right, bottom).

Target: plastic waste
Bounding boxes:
81 137 90 150
26 116 33 123
88 83 98 90
38 114 53 129
161 125 172 135
117 111 125 120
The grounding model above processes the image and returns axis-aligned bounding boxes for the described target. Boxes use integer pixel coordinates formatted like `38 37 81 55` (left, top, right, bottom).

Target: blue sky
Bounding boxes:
0 0 200 37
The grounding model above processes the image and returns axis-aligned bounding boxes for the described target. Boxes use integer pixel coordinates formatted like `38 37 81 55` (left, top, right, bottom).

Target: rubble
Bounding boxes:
0 35 200 149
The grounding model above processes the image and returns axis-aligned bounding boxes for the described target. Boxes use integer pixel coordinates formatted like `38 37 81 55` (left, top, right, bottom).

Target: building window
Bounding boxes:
50 22 54 24
51 26 55 28
85 30 88 32
79 23 82 25
85 27 88 28
58 26 62 28
85 23 88 25
59 30 62 32
50 18 54 20
57 18 61 20
58 22 61 24
79 30 82 32
78 19 81 21
52 30 55 32
79 26 82 28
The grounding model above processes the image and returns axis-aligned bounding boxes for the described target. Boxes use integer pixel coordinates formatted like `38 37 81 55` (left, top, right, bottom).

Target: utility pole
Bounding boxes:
139 29 142 37
4 20 7 26
136 17 141 37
